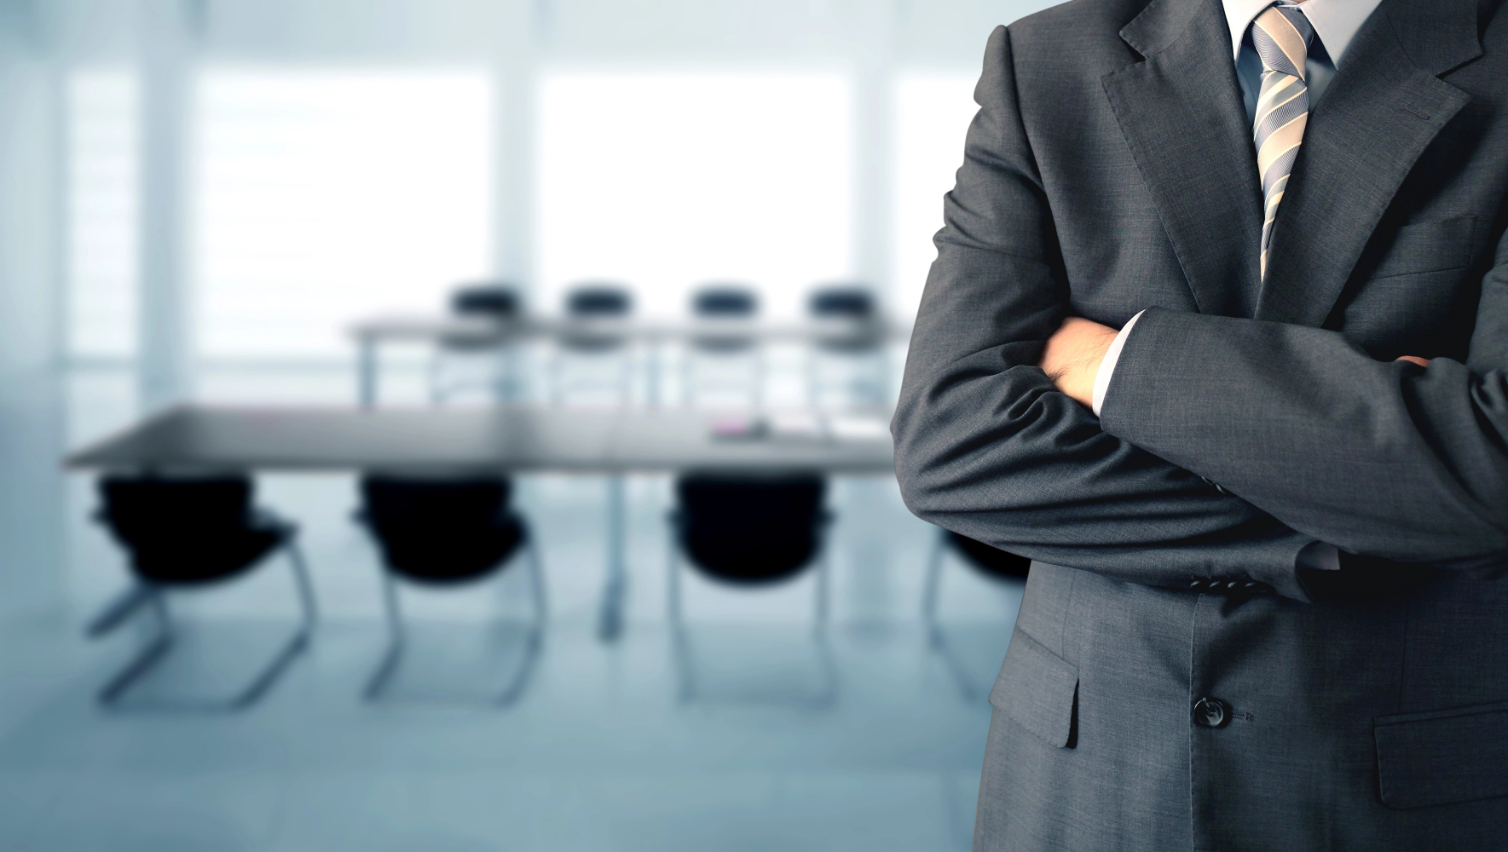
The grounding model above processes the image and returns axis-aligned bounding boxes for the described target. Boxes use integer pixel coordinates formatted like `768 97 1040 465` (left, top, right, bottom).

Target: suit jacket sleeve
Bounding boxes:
891 25 1320 601
1099 225 1508 570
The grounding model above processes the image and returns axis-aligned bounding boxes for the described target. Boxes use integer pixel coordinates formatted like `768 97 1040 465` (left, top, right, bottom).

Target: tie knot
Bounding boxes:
1252 4 1315 79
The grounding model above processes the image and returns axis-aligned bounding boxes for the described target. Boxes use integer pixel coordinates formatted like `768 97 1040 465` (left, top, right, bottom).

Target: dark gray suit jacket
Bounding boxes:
891 0 1508 848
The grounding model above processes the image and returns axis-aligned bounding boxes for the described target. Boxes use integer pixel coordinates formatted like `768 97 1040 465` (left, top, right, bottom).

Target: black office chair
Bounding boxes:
356 473 546 703
550 283 635 405
683 284 763 407
805 284 889 408
922 528 1030 700
86 474 318 710
667 472 836 705
430 283 526 404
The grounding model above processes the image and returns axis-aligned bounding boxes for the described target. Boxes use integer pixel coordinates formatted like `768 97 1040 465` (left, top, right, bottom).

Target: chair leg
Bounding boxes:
287 539 319 631
97 592 174 706
365 570 405 700
491 535 548 705
96 537 316 711
666 543 697 704
525 534 548 631
221 540 318 710
86 583 157 639
814 549 831 637
922 528 947 649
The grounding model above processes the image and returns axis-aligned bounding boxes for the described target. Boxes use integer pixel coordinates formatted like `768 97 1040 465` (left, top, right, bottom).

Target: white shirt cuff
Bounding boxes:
1297 541 1342 571
1091 310 1145 417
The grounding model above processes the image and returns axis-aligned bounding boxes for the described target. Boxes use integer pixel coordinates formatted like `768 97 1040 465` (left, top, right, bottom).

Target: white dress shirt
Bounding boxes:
1090 0 1385 572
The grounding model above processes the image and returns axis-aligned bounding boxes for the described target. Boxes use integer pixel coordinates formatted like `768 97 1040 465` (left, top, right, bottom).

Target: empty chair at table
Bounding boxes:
805 284 889 409
667 471 835 705
356 473 546 702
683 283 762 407
550 283 635 405
430 282 526 405
922 528 1030 700
85 474 318 710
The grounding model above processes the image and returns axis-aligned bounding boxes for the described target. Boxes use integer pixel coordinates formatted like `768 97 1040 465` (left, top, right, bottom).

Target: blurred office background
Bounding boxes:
0 0 1052 849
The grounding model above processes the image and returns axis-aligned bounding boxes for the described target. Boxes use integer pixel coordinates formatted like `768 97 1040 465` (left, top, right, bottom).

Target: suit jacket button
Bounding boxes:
1194 697 1230 728
1188 579 1205 591
1225 580 1241 591
1243 581 1272 595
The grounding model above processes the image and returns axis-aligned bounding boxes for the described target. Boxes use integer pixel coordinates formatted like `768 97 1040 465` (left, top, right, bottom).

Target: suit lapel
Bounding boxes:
1104 0 1264 318
1254 0 1481 325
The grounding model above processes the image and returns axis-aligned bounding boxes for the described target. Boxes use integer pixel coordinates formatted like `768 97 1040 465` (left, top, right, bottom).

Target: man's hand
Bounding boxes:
1039 316 1119 409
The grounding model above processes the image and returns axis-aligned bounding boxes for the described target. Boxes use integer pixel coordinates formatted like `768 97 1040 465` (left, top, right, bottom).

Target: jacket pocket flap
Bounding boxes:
1367 215 1476 279
989 629 1079 748
1374 699 1508 809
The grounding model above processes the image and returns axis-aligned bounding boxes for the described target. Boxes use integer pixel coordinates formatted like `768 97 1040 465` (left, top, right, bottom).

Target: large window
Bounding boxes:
194 70 493 360
537 72 853 319
894 73 979 319
67 71 139 360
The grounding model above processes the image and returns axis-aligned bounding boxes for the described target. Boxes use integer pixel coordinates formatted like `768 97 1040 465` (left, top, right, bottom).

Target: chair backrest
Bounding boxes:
450 284 521 319
565 285 632 318
360 474 519 581
947 532 1031 579
692 285 758 318
101 475 253 547
808 285 875 320
675 472 826 584
98 474 270 584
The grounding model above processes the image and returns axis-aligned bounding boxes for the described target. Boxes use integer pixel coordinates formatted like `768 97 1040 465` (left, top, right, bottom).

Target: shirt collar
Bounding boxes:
1222 0 1384 67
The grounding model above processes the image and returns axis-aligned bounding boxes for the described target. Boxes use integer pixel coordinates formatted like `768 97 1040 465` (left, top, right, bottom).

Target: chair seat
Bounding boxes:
375 515 527 584
682 525 816 584
130 522 289 585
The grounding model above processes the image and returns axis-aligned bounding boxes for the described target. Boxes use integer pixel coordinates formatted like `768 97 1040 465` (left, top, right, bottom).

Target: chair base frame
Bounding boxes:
87 537 318 712
364 534 547 705
666 518 836 708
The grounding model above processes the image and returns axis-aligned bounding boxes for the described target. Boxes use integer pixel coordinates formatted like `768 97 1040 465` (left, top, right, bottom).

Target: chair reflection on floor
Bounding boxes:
86 474 318 710
430 283 525 404
667 472 837 707
922 528 1030 701
356 473 546 704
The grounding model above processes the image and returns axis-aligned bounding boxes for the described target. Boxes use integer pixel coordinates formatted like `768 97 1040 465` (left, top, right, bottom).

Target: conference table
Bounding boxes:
349 313 909 407
66 404 897 641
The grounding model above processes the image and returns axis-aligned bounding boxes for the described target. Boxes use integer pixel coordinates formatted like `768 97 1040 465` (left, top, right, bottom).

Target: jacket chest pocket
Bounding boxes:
1338 215 1479 358
1364 215 1476 280
1374 698 1508 809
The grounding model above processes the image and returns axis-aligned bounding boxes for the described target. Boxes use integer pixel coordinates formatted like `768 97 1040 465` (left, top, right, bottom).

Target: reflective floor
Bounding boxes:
0 363 1025 851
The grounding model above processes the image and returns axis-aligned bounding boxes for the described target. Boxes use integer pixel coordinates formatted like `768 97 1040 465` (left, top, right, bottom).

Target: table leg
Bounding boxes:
358 336 379 408
598 475 627 642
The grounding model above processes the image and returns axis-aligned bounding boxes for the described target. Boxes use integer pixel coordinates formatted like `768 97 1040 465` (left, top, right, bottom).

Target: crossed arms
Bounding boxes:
889 28 1508 602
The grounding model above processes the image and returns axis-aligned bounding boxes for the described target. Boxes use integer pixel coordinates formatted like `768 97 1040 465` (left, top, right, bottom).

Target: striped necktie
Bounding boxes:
1251 3 1315 280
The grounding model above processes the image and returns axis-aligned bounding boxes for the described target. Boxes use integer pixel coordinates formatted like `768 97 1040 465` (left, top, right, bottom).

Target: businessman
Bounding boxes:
892 0 1508 848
